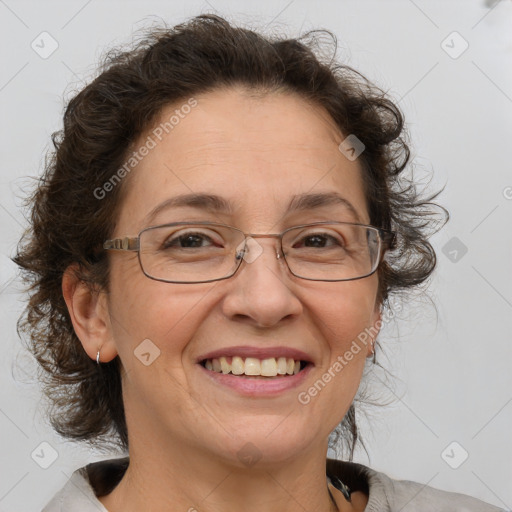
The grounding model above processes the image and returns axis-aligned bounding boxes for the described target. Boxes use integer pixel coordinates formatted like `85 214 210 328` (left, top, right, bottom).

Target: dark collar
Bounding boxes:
326 458 370 495
80 457 129 497
81 456 370 498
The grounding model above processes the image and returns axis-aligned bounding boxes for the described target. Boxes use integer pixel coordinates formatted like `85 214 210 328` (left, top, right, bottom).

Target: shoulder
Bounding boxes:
41 468 105 512
41 457 128 512
326 458 506 512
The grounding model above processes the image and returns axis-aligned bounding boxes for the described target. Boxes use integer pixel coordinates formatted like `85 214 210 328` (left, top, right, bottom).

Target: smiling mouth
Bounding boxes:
200 356 309 378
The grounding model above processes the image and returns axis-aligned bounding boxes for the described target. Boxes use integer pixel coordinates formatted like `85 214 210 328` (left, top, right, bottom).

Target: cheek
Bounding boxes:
309 280 378 355
109 262 214 361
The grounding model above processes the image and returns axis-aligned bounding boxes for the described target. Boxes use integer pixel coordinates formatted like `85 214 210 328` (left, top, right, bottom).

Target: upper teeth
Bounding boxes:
204 356 301 376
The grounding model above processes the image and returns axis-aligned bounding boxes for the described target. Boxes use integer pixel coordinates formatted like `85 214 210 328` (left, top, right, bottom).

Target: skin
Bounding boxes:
63 86 382 512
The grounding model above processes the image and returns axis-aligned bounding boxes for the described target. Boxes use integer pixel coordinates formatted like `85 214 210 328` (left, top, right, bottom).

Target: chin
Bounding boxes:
206 422 319 470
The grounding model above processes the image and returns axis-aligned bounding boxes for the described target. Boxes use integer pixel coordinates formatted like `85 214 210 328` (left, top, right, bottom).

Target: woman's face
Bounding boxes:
103 87 381 466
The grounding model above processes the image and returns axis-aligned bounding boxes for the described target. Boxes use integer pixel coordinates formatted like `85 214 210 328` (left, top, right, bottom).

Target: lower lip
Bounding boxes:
197 363 313 397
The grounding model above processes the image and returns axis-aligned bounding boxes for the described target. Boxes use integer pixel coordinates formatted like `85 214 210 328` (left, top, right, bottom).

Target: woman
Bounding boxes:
14 14 503 512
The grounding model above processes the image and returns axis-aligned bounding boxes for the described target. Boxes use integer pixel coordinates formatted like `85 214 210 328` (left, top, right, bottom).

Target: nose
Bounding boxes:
221 236 303 328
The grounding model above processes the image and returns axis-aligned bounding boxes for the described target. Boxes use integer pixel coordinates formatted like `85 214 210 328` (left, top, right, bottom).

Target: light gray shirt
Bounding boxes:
42 457 506 511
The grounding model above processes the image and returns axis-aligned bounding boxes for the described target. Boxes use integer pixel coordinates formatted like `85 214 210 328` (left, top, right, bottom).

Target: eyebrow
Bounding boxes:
144 191 363 225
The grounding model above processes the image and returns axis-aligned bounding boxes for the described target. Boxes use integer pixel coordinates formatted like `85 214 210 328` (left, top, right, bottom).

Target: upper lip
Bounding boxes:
196 346 314 364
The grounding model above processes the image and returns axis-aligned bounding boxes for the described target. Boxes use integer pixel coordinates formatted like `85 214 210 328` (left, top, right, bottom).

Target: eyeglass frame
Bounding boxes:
103 220 397 284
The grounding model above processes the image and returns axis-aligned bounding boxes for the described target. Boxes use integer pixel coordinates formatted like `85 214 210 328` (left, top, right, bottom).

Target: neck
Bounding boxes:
98 437 360 512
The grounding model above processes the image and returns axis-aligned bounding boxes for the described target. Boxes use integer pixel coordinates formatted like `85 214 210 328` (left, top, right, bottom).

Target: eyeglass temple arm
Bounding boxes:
103 237 140 251
382 231 397 250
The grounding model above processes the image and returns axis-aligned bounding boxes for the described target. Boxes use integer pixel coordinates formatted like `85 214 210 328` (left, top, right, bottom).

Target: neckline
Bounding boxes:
82 456 373 504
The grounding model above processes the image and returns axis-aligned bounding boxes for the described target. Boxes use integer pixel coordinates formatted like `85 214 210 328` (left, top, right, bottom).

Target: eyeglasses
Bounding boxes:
103 221 396 284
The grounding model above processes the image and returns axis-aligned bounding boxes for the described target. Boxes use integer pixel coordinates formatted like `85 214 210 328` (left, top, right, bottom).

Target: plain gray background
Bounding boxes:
0 0 511 510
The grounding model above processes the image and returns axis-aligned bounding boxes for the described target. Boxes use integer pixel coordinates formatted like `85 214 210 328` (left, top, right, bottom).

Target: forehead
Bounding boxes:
118 87 369 230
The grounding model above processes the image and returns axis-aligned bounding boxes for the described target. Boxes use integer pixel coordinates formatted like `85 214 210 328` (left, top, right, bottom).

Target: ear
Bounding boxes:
62 264 118 363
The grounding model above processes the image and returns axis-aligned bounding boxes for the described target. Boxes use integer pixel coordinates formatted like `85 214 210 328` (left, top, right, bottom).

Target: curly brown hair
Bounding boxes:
13 14 447 460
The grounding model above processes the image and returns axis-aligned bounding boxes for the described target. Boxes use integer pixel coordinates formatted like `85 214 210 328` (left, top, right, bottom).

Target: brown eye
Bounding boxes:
294 233 342 249
164 233 214 249
160 229 224 250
